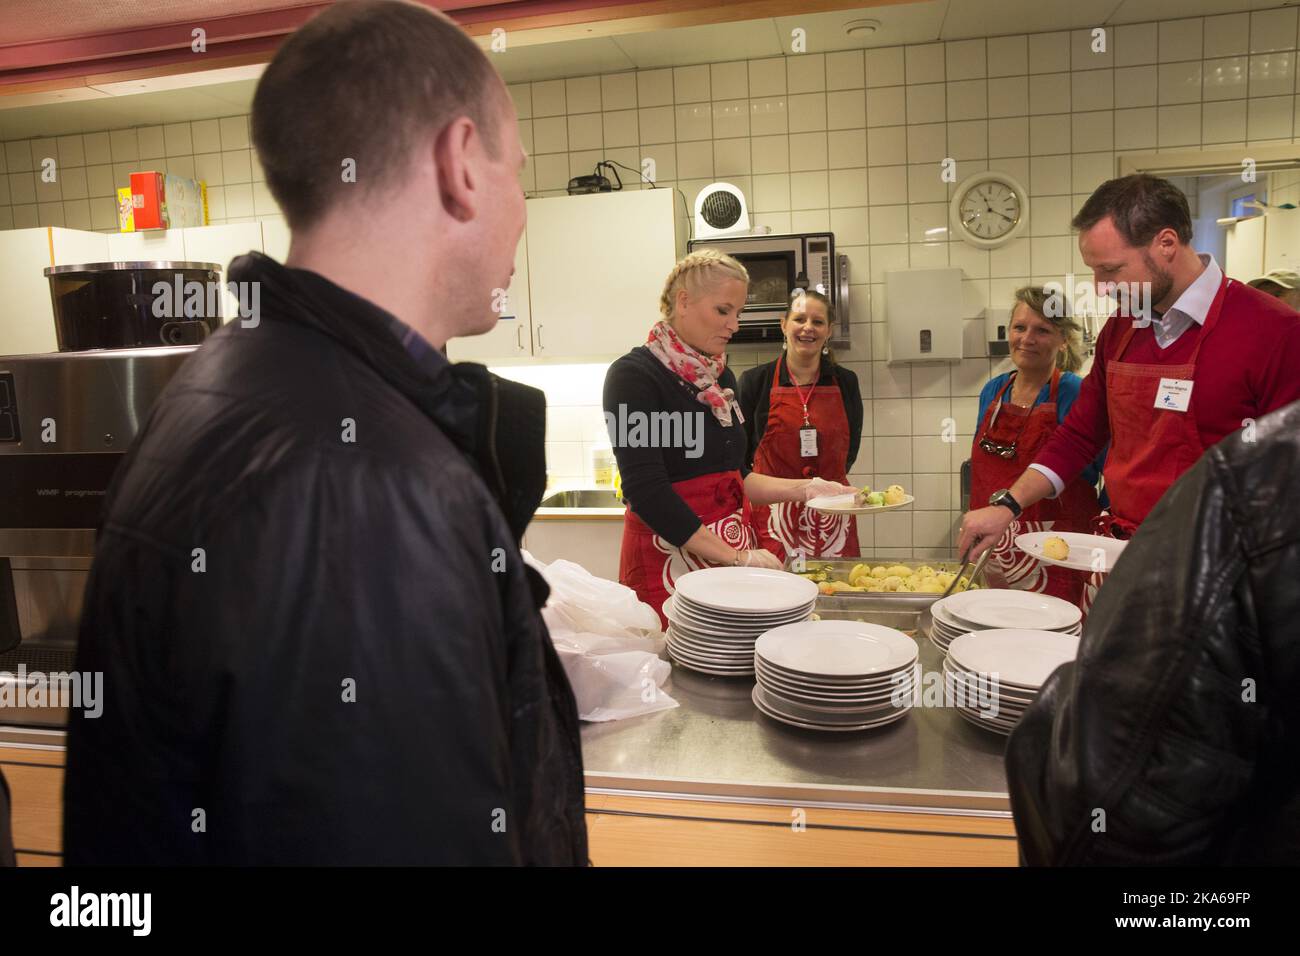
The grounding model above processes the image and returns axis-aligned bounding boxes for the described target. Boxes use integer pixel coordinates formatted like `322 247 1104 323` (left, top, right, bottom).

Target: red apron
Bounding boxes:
969 369 1100 606
1083 276 1230 608
618 469 759 629
751 357 861 562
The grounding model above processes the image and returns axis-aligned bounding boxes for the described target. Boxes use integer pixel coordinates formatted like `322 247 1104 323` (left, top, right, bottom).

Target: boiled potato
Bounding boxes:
1043 536 1070 560
885 565 913 578
884 484 908 506
871 565 888 577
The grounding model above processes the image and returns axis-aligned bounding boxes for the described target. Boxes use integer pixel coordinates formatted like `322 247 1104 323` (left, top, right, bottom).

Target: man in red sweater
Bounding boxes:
960 174 1300 560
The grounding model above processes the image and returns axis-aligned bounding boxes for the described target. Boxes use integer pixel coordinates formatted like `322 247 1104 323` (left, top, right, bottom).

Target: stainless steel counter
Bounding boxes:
2 607 1014 820
582 622 1013 816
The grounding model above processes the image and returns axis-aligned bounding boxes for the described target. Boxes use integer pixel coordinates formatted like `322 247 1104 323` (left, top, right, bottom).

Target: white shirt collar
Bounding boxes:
1162 254 1222 327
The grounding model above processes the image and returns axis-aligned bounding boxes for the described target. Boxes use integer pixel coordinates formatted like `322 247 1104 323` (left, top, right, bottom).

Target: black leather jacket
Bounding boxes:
1007 399 1300 865
64 254 588 865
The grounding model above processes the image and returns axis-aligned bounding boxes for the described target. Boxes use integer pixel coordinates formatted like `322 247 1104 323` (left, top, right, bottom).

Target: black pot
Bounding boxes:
44 261 224 351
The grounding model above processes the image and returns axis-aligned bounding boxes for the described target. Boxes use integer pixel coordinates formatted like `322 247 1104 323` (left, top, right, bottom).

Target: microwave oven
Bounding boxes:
686 232 849 346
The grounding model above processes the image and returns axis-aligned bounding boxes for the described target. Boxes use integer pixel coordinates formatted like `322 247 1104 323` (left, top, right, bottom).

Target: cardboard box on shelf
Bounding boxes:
127 171 209 231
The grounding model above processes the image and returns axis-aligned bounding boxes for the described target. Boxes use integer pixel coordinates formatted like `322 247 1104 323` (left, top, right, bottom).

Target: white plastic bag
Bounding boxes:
524 551 677 722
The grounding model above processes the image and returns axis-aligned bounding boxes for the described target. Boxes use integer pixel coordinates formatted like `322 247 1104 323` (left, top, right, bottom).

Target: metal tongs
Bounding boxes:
940 544 992 598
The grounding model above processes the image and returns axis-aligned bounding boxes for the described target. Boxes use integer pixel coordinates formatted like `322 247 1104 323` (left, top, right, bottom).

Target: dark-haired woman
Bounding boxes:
738 290 863 561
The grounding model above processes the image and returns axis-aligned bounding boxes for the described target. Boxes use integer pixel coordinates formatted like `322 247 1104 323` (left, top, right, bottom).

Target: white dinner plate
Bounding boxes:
1015 531 1128 574
946 629 1080 690
758 684 908 721
666 651 754 677
666 633 753 661
939 589 1081 631
955 709 1014 736
755 620 918 677
756 664 915 703
930 600 979 632
663 595 812 635
755 677 912 708
755 653 915 689
666 633 754 662
673 600 814 628
942 659 1036 706
805 492 915 515
955 706 1019 730
752 686 912 732
673 567 818 614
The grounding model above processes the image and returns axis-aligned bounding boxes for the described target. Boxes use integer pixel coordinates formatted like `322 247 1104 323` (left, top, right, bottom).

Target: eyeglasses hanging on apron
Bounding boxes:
978 373 1036 460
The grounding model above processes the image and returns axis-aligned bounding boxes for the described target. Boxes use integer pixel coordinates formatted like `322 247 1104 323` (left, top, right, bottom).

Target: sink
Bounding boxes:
539 488 623 509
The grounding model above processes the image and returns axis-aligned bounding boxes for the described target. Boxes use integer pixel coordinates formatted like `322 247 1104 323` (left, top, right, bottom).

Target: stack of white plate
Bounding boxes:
929 588 1081 652
663 567 817 676
751 620 919 732
944 628 1080 736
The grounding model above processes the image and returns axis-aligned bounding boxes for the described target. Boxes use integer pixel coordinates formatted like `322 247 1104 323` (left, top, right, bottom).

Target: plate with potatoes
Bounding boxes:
807 484 914 514
1015 531 1127 574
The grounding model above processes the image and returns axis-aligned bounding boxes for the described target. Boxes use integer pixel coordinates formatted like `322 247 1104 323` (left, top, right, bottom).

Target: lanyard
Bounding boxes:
782 355 818 426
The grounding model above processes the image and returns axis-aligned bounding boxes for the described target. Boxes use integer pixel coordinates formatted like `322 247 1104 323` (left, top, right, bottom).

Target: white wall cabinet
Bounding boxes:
525 188 683 359
180 222 265 324
447 187 685 364
260 217 291 262
0 227 113 355
445 231 532 362
106 229 187 261
0 224 270 355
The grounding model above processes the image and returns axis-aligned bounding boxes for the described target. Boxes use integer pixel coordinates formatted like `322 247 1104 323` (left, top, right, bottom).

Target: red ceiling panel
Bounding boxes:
0 0 635 89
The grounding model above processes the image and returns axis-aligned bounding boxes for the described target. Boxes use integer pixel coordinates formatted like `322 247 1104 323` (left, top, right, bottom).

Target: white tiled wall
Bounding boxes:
0 115 282 232
5 7 1298 557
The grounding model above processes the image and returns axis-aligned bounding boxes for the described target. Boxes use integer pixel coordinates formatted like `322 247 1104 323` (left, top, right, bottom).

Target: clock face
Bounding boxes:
959 180 1022 242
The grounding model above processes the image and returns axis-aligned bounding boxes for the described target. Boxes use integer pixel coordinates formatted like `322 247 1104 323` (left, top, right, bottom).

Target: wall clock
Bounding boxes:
950 171 1030 249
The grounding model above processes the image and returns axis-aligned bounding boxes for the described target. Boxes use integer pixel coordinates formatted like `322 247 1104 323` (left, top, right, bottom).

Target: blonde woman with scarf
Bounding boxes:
603 250 855 626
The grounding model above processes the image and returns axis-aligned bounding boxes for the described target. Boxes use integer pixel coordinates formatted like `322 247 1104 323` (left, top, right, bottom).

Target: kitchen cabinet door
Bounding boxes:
1264 207 1300 273
106 229 186 261
181 223 265 325
445 231 532 363
525 189 683 360
0 228 61 355
260 217 291 262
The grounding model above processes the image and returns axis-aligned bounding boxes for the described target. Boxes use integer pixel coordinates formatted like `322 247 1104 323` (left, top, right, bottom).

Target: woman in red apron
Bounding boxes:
740 290 863 562
969 288 1102 606
605 252 855 627
1082 276 1231 607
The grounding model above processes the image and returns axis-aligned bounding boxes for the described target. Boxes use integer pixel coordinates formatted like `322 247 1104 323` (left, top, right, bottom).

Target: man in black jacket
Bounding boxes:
63 0 587 865
1006 399 1300 864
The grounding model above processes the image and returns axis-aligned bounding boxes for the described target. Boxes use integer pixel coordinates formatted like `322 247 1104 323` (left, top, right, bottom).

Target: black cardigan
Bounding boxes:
603 346 750 547
737 357 863 473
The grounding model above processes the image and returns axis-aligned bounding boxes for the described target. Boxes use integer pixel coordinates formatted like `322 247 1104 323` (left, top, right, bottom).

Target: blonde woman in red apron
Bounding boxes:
969 289 1101 605
604 251 855 627
740 290 863 561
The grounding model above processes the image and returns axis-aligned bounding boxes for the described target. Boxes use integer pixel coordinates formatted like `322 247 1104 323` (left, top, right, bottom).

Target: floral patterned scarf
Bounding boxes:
644 319 744 428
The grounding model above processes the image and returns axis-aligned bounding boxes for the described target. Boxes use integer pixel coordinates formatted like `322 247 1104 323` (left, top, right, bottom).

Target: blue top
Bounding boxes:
976 371 1108 501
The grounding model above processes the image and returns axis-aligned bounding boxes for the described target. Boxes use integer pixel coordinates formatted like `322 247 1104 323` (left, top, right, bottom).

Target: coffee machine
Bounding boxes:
0 261 220 728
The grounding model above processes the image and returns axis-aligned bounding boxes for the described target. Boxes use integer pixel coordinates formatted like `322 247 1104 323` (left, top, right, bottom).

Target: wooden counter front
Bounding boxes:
585 791 1019 866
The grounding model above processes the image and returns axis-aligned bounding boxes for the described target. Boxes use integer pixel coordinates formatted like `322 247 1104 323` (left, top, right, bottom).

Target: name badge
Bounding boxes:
799 427 818 458
1155 378 1193 413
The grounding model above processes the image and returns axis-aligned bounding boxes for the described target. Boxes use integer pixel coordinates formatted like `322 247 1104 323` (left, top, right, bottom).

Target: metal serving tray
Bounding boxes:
791 556 987 631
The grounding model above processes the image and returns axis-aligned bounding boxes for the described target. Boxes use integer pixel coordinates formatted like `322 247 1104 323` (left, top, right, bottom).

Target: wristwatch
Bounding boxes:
989 489 1023 519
